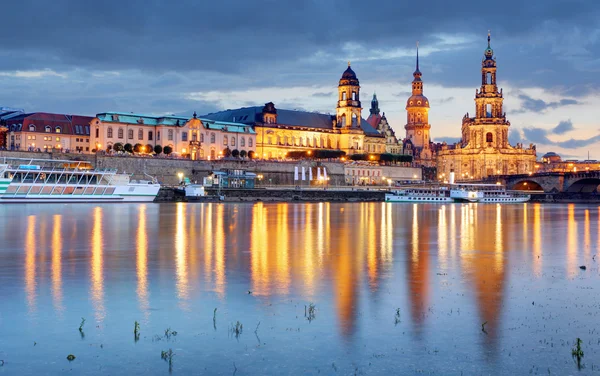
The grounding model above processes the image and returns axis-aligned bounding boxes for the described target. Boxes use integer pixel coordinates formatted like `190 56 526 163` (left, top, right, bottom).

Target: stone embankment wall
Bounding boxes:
0 150 415 187
204 188 385 202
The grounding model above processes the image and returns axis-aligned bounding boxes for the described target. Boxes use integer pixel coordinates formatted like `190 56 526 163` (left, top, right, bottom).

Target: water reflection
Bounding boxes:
25 215 36 314
51 215 64 314
136 205 149 318
90 207 104 321
175 203 189 305
7 201 600 370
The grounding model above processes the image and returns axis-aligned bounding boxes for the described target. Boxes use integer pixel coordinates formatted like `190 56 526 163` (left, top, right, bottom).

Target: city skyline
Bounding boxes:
1 1 598 159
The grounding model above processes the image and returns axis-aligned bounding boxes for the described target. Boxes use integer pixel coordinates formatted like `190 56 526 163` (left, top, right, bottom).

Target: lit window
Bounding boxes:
223 135 228 145
45 125 51 133
55 127 61 134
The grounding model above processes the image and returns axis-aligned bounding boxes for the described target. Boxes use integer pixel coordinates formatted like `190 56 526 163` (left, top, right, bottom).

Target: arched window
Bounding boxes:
45 125 51 133
107 127 113 138
223 135 228 145
352 91 356 100
95 128 99 138
199 148 205 158
340 114 346 127
138 129 143 140
342 92 347 100
231 137 235 146
486 132 493 143
148 131 153 141
168 129 174 141
240 137 245 147
210 133 215 143
128 129 134 139
486 72 491 84
29 125 35 132
248 138 253 147
55 127 61 134
351 113 357 127
118 128 124 139
210 148 216 159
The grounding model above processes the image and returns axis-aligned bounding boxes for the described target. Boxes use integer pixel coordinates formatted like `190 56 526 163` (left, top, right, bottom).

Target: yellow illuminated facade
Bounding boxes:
436 33 536 180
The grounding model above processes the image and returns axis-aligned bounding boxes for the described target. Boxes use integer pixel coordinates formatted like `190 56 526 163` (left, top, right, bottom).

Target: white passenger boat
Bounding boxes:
385 185 483 203
385 171 530 204
0 158 160 203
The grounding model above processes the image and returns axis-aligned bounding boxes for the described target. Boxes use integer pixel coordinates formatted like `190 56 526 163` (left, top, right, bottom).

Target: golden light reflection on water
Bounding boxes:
214 204 226 298
275 204 290 294
175 203 189 304
51 215 64 314
136 205 149 317
91 207 105 321
567 204 578 277
438 206 448 270
533 204 542 276
584 209 591 258
250 203 270 295
25 215 36 313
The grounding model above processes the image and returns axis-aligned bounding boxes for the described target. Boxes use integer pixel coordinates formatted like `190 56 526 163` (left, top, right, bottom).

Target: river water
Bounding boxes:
0 202 599 375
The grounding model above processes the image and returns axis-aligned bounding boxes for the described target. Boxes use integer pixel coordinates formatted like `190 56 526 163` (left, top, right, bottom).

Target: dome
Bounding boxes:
406 94 430 108
339 63 359 86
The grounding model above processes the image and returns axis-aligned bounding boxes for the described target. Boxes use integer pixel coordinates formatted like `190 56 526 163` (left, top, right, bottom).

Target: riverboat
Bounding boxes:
385 171 530 204
385 185 483 203
0 158 160 203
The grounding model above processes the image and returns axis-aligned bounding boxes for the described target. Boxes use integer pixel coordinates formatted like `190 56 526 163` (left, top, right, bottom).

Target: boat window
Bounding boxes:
74 187 85 195
105 187 115 195
5 185 17 194
85 187 96 195
63 187 74 195
94 187 106 195
41 186 53 194
52 187 64 195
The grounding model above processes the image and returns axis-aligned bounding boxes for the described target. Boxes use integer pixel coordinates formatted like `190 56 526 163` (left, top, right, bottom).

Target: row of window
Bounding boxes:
102 127 253 147
346 170 382 177
267 136 330 148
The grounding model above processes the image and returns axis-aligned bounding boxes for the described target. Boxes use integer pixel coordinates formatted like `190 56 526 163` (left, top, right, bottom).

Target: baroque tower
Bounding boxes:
369 93 380 116
404 43 431 149
460 31 509 150
336 62 362 129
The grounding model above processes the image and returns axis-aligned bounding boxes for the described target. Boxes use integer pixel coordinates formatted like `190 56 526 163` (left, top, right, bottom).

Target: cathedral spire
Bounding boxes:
487 30 491 48
370 93 380 115
416 41 420 72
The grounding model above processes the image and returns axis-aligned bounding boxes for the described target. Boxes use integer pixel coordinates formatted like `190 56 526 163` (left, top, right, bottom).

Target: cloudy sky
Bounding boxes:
2 0 600 159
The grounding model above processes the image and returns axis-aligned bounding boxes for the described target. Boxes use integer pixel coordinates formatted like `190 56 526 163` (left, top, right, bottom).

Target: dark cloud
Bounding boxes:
508 128 524 145
311 92 334 98
552 120 575 134
522 119 600 149
512 93 581 114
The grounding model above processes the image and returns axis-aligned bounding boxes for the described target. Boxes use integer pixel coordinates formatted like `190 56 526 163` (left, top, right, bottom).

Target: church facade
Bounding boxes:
436 33 536 180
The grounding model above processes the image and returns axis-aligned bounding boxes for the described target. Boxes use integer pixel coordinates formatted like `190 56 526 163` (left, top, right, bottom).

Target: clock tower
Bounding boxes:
404 43 431 149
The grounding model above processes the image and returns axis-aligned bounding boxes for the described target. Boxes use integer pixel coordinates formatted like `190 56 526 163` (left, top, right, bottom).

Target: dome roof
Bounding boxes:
543 152 559 157
406 94 430 108
339 63 359 86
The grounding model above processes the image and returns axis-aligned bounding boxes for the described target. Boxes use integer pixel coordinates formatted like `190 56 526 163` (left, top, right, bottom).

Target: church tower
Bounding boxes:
460 32 509 150
369 93 380 116
336 63 362 129
404 43 431 149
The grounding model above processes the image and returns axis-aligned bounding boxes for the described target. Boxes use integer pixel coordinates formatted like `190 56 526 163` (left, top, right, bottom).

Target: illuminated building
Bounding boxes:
436 33 536 180
4 112 93 152
90 112 256 158
366 94 403 154
403 44 435 167
200 64 386 159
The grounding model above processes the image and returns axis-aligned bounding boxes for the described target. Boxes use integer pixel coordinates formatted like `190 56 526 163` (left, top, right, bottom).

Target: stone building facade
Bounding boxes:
436 33 536 180
366 94 402 154
90 112 256 159
403 45 435 167
201 64 384 159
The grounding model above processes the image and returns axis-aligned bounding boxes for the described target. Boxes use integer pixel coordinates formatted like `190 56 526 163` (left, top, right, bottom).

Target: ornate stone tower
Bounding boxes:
460 32 509 150
404 44 431 149
336 63 362 129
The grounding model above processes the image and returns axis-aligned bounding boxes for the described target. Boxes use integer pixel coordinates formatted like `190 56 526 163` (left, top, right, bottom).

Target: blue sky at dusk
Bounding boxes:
2 0 600 158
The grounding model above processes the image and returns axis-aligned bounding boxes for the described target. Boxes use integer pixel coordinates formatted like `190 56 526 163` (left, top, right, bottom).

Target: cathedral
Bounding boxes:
436 33 536 180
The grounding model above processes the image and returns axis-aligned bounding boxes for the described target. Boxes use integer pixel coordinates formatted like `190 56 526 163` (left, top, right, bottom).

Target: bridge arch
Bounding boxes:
510 180 544 191
564 178 600 193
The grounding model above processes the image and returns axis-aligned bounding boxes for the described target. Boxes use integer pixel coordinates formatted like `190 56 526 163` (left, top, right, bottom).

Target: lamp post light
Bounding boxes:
177 172 184 185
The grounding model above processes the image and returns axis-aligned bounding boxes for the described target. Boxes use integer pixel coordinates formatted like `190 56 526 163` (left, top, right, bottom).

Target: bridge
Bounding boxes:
477 171 600 193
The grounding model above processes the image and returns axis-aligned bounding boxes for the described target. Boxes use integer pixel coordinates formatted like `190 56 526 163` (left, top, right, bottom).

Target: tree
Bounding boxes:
231 149 240 158
248 151 255 159
223 147 232 157
239 150 247 158
113 142 124 152
133 143 143 153
349 153 368 161
154 144 163 155
163 145 173 155
124 143 133 153
145 144 153 154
